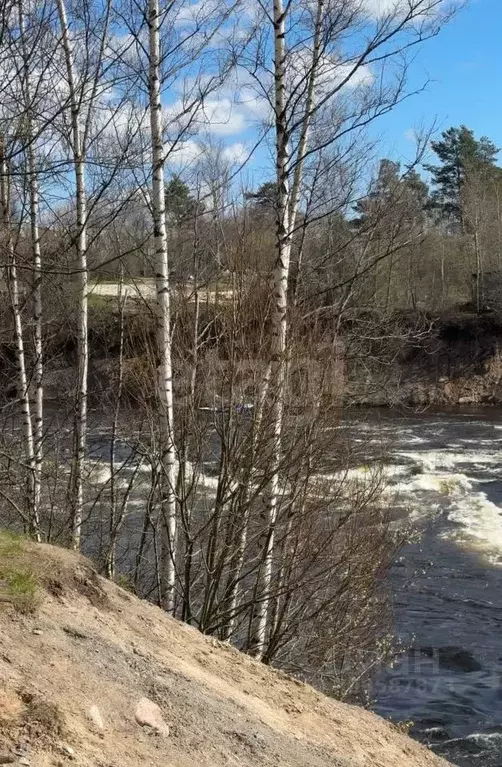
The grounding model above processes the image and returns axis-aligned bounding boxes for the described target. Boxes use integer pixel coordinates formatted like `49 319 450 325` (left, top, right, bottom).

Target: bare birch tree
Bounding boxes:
243 0 460 658
55 0 91 548
17 0 44 531
146 0 178 611
107 0 246 609
0 139 40 539
53 0 131 548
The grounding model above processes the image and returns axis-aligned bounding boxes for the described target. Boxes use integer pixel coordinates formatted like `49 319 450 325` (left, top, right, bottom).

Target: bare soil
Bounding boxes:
0 540 453 767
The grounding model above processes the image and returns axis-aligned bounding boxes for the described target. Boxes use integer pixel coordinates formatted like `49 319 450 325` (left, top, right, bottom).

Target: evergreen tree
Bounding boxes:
244 180 278 210
353 160 400 221
400 169 430 228
425 126 498 224
374 159 401 200
354 160 428 230
165 175 200 226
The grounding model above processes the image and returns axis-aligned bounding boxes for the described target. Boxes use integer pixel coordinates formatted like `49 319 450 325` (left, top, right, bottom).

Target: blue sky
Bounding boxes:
170 0 500 190
375 0 502 167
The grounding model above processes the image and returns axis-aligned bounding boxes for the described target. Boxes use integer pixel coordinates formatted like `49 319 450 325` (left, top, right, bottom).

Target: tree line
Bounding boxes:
106 123 502 322
149 124 502 317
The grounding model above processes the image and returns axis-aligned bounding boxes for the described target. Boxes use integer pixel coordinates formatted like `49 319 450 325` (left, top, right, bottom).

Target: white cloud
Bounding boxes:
221 142 247 162
105 31 147 67
175 0 221 25
167 140 203 165
159 51 375 148
331 61 374 90
199 98 246 135
362 0 447 20
162 95 248 137
164 139 249 171
363 0 403 17
287 50 374 99
235 86 270 120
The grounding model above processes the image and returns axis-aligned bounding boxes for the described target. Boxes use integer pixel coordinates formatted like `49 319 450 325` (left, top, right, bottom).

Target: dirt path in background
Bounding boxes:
90 278 233 304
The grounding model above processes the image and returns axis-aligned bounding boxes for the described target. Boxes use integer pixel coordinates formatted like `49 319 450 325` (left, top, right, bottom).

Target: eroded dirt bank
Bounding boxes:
0 538 452 767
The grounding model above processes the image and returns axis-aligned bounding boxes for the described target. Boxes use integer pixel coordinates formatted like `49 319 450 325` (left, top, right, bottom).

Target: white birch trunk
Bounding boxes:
148 0 178 613
105 270 125 580
250 0 324 659
0 142 40 539
18 0 43 530
56 0 88 550
250 0 291 659
28 139 43 525
221 360 271 642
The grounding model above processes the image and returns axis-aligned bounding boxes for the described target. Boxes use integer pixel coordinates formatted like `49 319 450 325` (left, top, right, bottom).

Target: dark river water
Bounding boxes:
345 409 502 767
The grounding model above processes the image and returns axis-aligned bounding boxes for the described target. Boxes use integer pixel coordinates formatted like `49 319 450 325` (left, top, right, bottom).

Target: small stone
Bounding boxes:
31 629 42 636
88 705 104 730
19 759 30 766
253 733 266 748
59 744 74 759
134 697 169 737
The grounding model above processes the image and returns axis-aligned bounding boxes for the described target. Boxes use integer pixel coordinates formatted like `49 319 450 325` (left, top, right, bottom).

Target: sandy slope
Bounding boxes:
0 541 453 767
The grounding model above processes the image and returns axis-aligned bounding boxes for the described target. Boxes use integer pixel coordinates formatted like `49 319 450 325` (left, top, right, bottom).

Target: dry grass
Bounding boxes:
21 692 65 737
0 531 40 614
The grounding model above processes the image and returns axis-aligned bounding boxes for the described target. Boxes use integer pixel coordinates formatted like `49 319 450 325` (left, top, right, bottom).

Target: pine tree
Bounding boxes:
354 161 428 231
425 126 498 225
165 175 200 226
244 181 278 211
354 160 401 225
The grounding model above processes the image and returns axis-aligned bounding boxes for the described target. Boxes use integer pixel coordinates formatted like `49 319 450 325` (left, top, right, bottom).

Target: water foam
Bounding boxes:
442 492 502 561
397 449 502 472
325 442 502 563
87 432 502 565
394 471 473 496
390 448 502 563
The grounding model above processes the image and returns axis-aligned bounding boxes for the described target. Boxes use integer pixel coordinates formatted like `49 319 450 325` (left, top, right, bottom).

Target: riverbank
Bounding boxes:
0 534 452 767
346 311 502 407
4 304 502 409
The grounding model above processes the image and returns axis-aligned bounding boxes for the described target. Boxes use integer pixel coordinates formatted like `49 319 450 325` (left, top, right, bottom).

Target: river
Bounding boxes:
342 408 502 767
